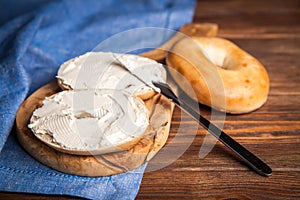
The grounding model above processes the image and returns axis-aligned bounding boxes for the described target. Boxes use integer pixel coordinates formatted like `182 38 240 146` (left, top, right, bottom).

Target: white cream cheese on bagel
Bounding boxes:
29 52 168 153
56 52 166 97
29 90 149 151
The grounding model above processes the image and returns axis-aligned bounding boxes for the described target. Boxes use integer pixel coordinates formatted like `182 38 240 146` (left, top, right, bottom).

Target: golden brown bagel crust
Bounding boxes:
166 36 269 114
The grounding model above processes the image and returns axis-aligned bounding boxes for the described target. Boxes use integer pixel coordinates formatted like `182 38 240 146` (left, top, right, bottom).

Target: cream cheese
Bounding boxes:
29 52 166 152
56 52 166 95
29 90 149 150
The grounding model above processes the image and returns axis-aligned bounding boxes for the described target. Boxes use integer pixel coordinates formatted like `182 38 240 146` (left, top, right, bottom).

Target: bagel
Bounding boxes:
57 52 166 100
28 89 150 155
166 36 269 114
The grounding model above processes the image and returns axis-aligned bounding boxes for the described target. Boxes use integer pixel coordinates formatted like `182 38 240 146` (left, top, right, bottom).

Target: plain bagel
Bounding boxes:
166 36 269 114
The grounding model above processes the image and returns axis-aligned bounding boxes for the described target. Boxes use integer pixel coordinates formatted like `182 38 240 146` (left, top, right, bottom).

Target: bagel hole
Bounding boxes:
200 45 227 69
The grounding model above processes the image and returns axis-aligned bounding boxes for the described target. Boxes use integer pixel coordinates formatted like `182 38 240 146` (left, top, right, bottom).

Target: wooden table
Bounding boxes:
137 0 300 199
1 0 299 199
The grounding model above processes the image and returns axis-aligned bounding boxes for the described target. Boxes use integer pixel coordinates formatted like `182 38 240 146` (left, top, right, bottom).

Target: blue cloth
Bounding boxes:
0 0 195 199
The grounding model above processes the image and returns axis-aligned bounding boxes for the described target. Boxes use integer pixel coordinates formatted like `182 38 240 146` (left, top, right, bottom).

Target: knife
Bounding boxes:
113 54 272 176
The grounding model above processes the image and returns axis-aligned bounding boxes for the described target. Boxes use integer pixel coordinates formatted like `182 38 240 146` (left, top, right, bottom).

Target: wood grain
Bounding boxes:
137 0 300 199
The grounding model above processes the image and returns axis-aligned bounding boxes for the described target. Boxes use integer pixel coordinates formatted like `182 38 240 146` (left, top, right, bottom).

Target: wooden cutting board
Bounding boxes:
15 23 218 177
16 81 173 176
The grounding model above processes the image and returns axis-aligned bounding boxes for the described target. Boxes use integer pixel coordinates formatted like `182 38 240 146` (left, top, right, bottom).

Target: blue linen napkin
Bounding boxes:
0 0 195 199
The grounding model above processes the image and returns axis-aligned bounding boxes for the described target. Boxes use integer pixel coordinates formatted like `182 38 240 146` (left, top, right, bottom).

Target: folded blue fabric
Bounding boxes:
0 0 195 199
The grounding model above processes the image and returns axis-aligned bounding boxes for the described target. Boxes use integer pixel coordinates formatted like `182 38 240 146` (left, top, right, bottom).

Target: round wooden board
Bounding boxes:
15 81 173 177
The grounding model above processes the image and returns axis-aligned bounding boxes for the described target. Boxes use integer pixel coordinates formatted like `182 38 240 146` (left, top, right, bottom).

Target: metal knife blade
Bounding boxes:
112 53 162 93
113 54 272 176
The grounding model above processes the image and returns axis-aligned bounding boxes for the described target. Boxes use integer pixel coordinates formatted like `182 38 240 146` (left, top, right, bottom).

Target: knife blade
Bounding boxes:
113 54 272 176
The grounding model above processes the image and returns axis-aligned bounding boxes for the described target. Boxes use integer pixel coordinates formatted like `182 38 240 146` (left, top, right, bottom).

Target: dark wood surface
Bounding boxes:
1 0 300 199
137 0 300 199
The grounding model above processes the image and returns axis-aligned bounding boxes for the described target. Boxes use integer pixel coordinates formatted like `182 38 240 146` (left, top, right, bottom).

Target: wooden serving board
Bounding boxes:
16 81 173 176
15 23 218 177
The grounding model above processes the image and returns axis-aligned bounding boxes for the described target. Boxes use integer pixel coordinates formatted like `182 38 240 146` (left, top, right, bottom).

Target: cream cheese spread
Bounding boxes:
56 52 166 95
29 90 149 150
29 52 167 152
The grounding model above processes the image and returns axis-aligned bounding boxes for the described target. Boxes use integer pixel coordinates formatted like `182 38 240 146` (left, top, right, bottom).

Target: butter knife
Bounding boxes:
114 54 272 176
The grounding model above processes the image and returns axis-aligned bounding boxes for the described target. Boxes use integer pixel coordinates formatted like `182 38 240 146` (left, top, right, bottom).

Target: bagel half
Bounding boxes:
28 89 150 155
57 52 166 101
167 36 269 114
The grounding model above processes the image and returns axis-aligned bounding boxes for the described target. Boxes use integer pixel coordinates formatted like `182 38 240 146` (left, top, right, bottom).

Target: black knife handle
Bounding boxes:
180 102 272 176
